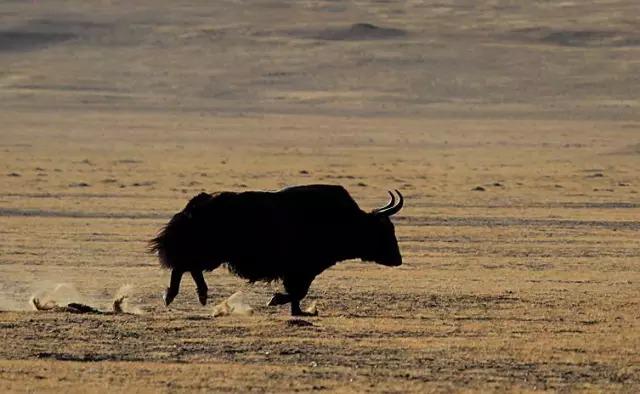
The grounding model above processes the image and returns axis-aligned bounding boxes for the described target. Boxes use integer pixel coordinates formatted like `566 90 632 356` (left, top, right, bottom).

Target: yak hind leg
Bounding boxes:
190 270 209 306
284 276 317 317
267 292 290 306
164 269 184 306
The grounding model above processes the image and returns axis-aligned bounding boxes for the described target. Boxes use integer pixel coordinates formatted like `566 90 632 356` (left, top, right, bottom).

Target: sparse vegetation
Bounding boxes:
1 0 639 392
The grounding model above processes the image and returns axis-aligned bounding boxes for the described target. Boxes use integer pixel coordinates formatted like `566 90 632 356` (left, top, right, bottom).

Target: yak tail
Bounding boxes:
148 221 170 255
147 235 162 255
147 229 173 269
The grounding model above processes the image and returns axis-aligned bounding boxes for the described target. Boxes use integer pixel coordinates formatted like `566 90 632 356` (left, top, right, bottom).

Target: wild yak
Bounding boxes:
148 184 403 316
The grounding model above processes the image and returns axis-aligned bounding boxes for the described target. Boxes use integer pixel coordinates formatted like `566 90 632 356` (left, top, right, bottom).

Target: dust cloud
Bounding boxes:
112 284 144 314
26 283 143 314
212 291 254 317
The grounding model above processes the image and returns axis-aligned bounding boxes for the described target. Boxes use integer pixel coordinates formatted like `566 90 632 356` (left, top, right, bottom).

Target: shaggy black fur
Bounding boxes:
149 184 403 315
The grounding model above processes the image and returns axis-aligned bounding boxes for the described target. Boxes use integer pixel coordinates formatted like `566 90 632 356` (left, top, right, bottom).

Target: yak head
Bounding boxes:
360 190 404 267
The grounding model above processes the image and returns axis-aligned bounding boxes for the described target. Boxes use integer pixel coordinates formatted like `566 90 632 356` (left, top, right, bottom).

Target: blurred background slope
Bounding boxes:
1 0 638 120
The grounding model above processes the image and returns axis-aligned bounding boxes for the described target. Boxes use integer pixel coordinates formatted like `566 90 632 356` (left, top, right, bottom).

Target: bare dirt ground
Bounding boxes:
1 1 640 392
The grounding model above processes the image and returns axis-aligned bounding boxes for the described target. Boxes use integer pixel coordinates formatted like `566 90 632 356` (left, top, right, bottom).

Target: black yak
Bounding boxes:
149 184 403 316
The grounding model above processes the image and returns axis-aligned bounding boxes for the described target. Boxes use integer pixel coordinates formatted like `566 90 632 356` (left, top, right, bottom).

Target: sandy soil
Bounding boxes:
1 1 640 392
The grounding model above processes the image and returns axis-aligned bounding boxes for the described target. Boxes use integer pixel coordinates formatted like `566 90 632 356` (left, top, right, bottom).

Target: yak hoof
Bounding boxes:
291 301 318 316
163 287 177 307
267 293 290 306
198 290 208 306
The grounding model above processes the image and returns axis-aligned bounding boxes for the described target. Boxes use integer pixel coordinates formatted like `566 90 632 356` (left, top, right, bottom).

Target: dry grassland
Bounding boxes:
1 0 639 392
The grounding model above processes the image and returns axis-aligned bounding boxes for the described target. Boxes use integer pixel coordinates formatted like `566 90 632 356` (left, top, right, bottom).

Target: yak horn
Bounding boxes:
375 190 403 216
372 191 395 214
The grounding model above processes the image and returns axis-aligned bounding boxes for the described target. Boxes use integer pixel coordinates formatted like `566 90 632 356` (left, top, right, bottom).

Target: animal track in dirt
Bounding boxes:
286 319 314 327
0 31 76 53
510 28 640 47
68 182 90 188
283 23 407 41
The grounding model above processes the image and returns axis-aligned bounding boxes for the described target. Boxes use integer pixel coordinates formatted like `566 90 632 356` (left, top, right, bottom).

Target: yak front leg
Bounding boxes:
284 276 317 317
164 269 184 306
191 271 209 306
